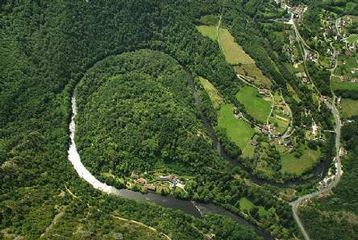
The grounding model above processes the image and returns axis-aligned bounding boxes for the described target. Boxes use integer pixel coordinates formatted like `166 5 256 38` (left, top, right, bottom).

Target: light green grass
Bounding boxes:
240 197 255 211
331 78 358 91
196 25 217 41
270 115 289 134
218 104 255 149
242 143 255 158
198 77 223 109
197 25 271 87
240 197 268 217
199 15 220 25
281 146 320 175
218 28 255 65
236 86 272 123
235 64 272 87
287 84 301 102
258 206 269 217
340 98 358 118
346 34 358 44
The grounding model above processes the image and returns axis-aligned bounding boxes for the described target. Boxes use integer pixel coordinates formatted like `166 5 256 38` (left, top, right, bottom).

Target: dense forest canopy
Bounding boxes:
1 0 357 239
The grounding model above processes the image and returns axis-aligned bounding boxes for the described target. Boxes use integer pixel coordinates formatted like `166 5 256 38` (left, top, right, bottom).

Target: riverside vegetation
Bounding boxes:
1 0 357 239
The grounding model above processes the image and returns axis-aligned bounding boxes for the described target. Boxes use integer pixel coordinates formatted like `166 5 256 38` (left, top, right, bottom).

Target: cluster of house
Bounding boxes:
290 5 306 21
258 124 276 135
159 175 184 189
336 17 354 38
233 107 243 120
130 173 156 191
134 177 156 191
258 88 270 97
295 72 309 84
305 51 318 63
278 138 294 151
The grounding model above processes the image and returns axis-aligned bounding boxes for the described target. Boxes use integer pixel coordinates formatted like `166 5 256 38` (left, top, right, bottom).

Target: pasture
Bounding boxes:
236 86 272 123
218 104 255 149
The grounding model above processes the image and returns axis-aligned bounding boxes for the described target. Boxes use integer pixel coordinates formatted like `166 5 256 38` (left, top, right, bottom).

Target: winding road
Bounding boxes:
290 97 342 240
286 5 344 240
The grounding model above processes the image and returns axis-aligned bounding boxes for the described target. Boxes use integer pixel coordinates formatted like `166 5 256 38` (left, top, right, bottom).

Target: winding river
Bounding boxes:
67 96 272 240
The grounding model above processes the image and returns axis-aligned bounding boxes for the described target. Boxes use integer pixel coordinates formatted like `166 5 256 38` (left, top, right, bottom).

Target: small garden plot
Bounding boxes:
346 34 358 44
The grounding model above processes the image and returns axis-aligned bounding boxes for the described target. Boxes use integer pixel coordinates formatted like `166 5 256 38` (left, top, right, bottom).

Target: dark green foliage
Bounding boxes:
306 62 332 96
76 50 224 175
0 1 269 239
301 116 358 240
217 128 242 159
201 214 263 240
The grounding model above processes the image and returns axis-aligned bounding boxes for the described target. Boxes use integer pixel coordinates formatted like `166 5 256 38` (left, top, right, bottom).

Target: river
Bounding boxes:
67 96 272 240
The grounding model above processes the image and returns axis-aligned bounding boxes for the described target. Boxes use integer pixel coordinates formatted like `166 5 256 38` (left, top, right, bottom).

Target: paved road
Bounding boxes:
285 5 344 240
290 97 342 240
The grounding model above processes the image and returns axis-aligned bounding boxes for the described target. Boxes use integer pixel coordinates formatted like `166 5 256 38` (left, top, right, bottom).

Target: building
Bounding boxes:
144 184 156 191
136 178 147 184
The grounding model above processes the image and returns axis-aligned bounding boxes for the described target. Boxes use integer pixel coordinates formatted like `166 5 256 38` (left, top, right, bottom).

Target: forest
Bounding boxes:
1 0 356 239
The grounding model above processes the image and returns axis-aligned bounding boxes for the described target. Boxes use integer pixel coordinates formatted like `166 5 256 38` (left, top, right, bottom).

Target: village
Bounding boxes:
126 172 187 196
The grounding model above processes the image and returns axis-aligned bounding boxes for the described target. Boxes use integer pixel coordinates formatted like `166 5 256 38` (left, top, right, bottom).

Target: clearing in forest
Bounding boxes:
196 25 272 87
218 104 255 149
280 146 320 176
236 86 272 123
196 25 218 41
340 98 358 118
198 77 223 109
268 92 291 134
218 28 255 65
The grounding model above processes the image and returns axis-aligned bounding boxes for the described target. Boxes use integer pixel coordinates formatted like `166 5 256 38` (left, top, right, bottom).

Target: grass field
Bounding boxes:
235 64 272 87
270 115 290 134
236 86 272 123
199 15 220 25
218 28 255 65
268 92 291 134
280 146 320 175
198 77 223 109
196 25 217 41
197 25 271 87
239 197 269 217
346 34 358 44
218 104 255 149
287 84 301 102
331 77 358 91
240 197 255 211
340 98 358 118
242 142 255 158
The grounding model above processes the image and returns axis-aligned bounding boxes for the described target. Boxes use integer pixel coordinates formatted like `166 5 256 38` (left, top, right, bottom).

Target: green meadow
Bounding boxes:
218 104 255 149
280 146 320 175
198 77 223 109
236 86 272 123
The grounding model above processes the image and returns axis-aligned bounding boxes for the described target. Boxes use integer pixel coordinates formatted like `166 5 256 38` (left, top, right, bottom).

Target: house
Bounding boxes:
251 135 259 146
130 172 139 179
136 178 147 184
144 184 156 191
